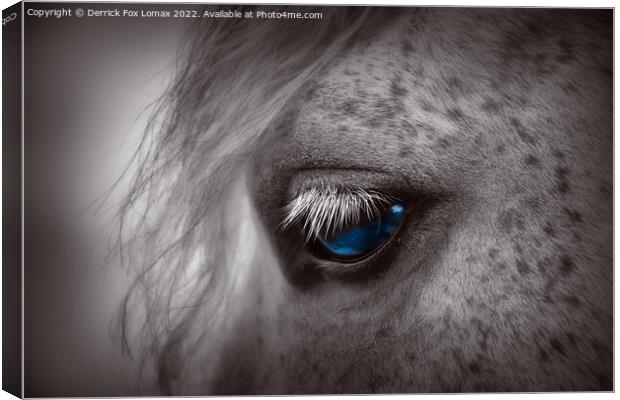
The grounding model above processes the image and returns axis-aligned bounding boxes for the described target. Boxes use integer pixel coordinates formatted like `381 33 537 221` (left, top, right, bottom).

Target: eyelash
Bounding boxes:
280 187 395 240
279 187 405 269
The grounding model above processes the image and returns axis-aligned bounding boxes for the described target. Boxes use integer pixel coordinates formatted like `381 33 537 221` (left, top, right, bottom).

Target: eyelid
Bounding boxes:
285 168 411 202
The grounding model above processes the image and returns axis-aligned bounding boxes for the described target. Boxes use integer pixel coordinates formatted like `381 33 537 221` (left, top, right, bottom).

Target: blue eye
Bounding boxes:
318 204 405 260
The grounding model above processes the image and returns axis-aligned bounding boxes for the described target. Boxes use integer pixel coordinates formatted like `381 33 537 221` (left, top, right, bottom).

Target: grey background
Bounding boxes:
23 3 186 395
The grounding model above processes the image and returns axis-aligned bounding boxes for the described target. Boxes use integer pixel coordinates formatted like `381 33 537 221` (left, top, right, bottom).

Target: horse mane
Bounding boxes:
109 5 392 394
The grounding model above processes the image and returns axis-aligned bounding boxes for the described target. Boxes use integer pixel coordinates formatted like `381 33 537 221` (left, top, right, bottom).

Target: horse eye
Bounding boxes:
313 203 405 262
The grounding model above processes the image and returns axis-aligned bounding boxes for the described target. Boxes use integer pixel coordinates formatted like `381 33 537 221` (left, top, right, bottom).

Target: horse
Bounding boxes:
111 5 613 394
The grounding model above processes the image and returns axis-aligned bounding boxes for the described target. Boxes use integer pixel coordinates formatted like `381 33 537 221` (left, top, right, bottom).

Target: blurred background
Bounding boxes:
23 3 189 395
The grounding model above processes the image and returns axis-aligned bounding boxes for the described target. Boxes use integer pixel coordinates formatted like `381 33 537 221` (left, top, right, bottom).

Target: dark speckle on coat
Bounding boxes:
509 117 537 145
559 255 576 276
390 78 409 98
563 208 583 223
515 258 530 275
524 154 541 168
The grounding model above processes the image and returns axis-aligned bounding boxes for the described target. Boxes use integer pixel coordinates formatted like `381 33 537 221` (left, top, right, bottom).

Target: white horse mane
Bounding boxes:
110 6 391 393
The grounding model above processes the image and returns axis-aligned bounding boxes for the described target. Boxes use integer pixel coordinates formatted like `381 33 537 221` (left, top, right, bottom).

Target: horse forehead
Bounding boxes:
292 9 610 192
295 13 502 158
298 10 608 128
